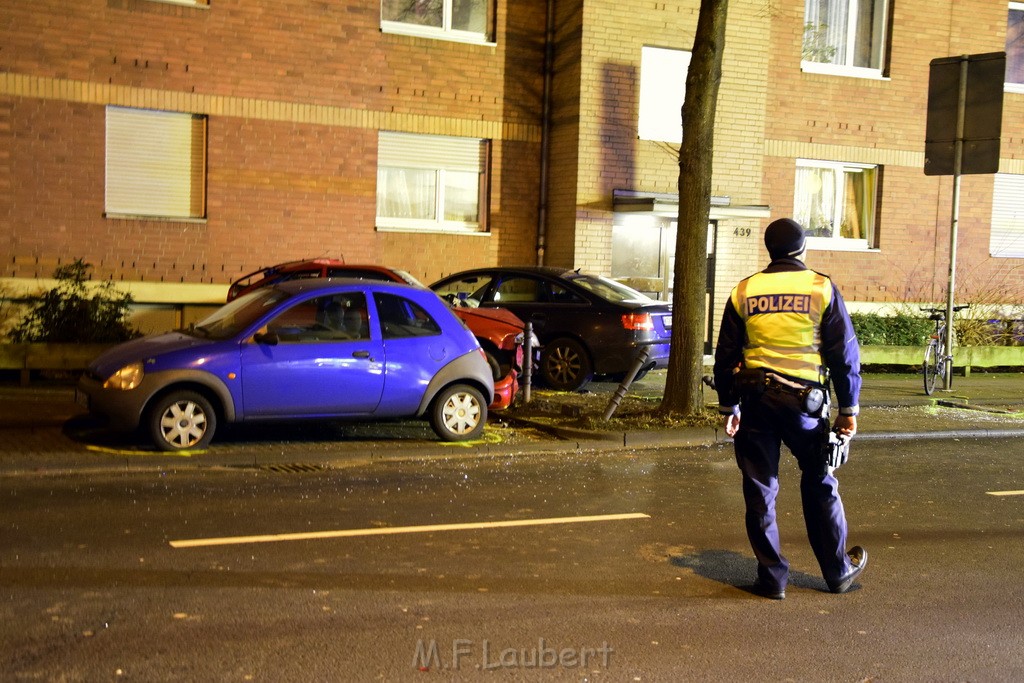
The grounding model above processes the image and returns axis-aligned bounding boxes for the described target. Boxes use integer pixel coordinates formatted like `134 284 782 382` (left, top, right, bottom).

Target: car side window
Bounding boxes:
374 293 441 339
266 293 368 342
549 282 586 304
434 275 494 308
492 277 543 303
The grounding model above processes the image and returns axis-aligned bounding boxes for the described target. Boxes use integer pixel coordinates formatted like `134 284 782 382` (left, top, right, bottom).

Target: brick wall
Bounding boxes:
765 0 1024 307
1 0 546 293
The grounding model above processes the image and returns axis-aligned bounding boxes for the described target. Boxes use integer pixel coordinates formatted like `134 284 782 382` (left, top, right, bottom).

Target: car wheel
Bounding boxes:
483 349 503 381
430 384 487 441
147 390 217 451
540 337 593 391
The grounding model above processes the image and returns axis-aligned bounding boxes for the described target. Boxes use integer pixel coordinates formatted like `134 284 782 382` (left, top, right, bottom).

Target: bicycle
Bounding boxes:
921 304 970 395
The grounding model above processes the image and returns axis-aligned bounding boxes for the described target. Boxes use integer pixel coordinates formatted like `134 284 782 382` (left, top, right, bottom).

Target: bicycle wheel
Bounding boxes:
922 341 940 395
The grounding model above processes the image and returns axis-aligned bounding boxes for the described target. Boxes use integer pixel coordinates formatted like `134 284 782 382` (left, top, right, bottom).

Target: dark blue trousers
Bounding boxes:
733 387 851 591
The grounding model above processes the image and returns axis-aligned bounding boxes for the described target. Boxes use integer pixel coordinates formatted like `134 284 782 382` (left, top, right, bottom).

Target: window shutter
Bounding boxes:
991 174 1024 257
105 107 206 218
378 131 485 173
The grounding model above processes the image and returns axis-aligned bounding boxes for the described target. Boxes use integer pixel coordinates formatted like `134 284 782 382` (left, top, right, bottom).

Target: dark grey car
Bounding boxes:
430 266 672 391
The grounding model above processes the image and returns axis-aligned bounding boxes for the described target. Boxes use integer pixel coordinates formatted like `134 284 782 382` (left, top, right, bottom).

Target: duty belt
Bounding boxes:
733 367 827 416
765 372 827 416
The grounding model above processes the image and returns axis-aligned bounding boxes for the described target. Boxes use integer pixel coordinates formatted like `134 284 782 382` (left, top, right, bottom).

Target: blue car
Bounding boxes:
77 280 495 451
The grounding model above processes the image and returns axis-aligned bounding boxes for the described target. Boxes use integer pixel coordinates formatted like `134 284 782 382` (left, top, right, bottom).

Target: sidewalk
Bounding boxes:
515 370 1024 448
1 371 1023 474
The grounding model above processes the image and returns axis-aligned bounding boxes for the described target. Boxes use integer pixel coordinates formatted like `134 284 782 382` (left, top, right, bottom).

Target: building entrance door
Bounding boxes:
611 215 717 354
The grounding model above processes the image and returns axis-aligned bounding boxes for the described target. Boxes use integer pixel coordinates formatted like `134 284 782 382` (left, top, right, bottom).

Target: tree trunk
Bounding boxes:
661 0 730 416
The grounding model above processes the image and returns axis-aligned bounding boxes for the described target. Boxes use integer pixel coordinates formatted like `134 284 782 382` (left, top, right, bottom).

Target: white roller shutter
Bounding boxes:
378 131 485 173
991 173 1024 258
105 106 207 219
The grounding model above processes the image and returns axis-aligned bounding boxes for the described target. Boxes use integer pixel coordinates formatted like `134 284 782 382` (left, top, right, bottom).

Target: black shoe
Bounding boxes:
829 546 868 594
750 579 786 600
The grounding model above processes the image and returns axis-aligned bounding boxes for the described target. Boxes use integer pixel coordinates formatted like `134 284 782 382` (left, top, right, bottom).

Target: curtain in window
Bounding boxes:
1008 5 1024 85
382 0 443 28
804 0 848 65
795 165 836 237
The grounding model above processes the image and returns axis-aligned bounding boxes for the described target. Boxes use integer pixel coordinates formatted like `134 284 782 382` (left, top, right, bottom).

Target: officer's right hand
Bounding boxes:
724 413 741 437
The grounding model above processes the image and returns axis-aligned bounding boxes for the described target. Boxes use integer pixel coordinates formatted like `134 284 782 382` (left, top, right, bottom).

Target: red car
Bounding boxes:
227 260 530 410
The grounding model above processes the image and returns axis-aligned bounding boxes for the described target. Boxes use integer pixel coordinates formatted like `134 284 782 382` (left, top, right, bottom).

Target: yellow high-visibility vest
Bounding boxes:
731 269 833 383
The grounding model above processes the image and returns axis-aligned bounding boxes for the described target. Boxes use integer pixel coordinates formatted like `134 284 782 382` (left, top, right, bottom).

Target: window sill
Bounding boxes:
376 224 489 236
807 237 876 253
1005 83 1024 95
104 213 207 224
800 61 889 81
142 0 210 8
381 22 495 47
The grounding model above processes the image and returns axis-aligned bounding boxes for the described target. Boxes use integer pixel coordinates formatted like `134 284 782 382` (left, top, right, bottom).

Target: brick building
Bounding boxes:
2 0 1023 339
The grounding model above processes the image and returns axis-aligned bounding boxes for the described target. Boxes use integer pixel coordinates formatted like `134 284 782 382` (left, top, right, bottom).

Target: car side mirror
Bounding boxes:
254 332 279 346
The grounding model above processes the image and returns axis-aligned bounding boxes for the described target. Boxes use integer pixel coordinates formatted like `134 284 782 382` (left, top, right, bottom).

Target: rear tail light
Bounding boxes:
621 313 654 331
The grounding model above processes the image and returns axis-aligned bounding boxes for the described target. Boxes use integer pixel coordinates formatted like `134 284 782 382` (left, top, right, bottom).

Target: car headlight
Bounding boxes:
515 331 541 348
103 362 144 391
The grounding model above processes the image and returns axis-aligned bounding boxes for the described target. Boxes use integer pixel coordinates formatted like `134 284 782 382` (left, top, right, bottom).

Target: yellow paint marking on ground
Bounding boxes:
85 445 200 458
439 429 505 447
170 512 651 549
986 490 1024 496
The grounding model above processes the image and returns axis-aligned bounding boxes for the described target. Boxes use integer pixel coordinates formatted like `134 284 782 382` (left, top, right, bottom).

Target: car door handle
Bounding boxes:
352 350 372 359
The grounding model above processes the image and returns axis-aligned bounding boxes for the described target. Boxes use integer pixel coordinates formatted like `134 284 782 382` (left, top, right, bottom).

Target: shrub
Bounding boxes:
851 310 1024 347
850 311 933 346
8 260 140 343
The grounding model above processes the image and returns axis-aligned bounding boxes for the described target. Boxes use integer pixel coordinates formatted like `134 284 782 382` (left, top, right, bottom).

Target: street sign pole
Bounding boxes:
925 51 1004 390
944 56 968 390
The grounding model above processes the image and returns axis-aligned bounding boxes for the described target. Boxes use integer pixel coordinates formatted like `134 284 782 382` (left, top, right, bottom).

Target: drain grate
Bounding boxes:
256 462 330 473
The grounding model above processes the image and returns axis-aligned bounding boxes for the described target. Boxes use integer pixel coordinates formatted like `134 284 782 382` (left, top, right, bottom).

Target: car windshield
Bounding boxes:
392 269 426 288
190 288 291 339
566 274 654 304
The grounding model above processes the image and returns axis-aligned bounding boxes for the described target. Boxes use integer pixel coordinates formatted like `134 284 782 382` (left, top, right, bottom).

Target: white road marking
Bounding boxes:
170 512 651 549
986 490 1024 497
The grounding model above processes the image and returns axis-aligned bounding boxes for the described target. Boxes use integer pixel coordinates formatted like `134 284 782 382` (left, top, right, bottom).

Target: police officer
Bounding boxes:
713 217 867 600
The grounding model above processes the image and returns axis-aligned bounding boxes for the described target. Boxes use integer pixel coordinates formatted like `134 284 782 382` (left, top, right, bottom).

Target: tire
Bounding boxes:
147 390 217 451
540 337 593 391
483 349 503 381
922 342 940 395
430 384 487 441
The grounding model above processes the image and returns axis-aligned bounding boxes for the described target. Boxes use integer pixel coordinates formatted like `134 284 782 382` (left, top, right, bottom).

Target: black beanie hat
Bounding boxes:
764 218 806 259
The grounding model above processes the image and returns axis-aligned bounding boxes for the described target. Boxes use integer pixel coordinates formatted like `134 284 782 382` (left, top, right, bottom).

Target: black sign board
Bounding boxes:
924 52 1005 176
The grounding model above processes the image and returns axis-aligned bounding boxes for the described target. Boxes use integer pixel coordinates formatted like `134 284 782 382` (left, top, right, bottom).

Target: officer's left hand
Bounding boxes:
833 414 857 437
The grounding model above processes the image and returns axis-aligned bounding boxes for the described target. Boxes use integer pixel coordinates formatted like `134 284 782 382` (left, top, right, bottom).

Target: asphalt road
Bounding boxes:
3 435 1023 681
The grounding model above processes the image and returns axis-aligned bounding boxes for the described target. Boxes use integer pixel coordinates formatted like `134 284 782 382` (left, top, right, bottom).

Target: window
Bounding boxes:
991 174 1024 258
1007 3 1024 91
374 293 441 339
638 46 691 143
794 160 878 251
105 107 207 219
376 132 488 233
267 294 369 343
802 0 889 77
381 0 492 43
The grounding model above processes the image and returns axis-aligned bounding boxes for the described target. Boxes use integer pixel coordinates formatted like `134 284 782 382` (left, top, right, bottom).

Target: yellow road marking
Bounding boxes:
85 445 201 458
170 512 651 549
987 490 1024 496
